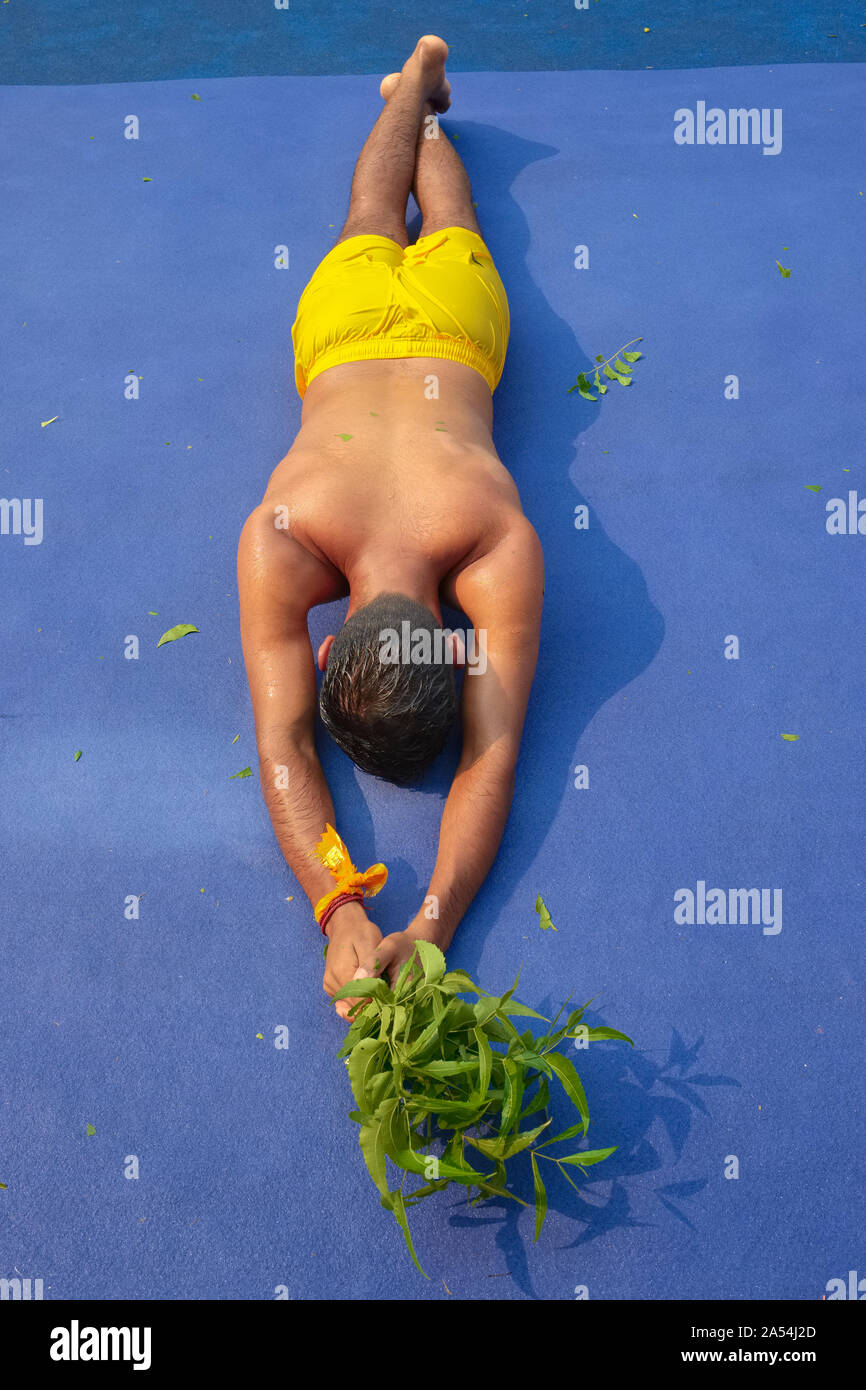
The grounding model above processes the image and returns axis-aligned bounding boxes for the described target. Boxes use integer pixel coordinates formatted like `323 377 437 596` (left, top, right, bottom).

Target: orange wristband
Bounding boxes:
310 823 388 929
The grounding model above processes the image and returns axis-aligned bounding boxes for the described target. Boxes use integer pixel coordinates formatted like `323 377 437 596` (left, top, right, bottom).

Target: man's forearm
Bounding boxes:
257 740 345 911
416 748 516 949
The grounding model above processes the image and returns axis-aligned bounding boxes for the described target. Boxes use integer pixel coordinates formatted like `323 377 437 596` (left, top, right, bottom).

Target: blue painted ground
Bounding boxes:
1 62 864 1299
2 0 865 84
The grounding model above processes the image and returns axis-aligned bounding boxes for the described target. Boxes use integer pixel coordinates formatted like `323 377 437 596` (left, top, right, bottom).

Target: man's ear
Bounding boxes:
317 634 336 671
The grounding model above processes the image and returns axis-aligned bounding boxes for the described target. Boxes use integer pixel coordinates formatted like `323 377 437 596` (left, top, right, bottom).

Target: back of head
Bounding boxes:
319 593 458 785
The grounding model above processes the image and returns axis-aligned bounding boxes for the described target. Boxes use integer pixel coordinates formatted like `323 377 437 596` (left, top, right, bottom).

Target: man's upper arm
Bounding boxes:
452 520 544 769
237 507 334 758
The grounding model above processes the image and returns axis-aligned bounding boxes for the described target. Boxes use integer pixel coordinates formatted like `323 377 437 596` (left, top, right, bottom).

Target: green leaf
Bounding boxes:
393 956 416 999
531 1151 548 1242
383 1091 411 1155
388 1187 429 1279
473 995 500 1026
594 354 604 363
536 992 577 1045
347 1038 387 1111
389 1145 488 1186
443 1131 471 1171
510 1049 553 1077
577 387 597 401
776 260 791 278
580 1025 634 1046
358 1118 390 1201
556 1162 584 1197
558 1146 618 1168
500 1057 525 1134
438 969 482 995
230 767 252 779
73 750 82 762
406 1015 443 1062
406 1095 489 1121
156 623 198 647
602 364 618 381
367 1071 393 1112
534 895 558 931
410 1057 478 1079
538 1122 586 1148
490 1010 523 1046
804 485 822 493
622 351 642 362
336 432 353 441
473 1027 492 1097
411 939 447 985
614 372 632 385
540 1000 595 1052
500 1118 552 1158
336 1003 381 1056
546 1052 590 1133
498 970 522 1008
332 976 394 1004
520 1074 550 1119
466 1117 551 1161
613 358 631 373
480 1016 513 1045
499 1000 549 1020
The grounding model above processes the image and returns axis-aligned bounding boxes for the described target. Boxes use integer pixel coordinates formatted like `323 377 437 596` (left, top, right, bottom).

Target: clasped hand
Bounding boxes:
322 906 442 1020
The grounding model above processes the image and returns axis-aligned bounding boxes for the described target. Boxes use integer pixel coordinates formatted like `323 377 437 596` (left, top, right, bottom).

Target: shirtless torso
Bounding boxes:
259 358 526 610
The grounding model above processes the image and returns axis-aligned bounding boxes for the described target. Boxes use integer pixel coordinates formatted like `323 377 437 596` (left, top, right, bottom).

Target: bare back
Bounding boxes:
258 358 528 606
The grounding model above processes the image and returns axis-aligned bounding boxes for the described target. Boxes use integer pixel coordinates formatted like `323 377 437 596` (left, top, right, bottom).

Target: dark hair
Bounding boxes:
319 593 458 785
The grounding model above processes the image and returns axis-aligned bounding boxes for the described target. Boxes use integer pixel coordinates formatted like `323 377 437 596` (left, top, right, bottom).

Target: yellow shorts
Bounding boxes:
290 226 510 398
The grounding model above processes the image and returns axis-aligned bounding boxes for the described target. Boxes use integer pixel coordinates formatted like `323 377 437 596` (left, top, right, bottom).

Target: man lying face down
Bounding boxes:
237 35 543 1015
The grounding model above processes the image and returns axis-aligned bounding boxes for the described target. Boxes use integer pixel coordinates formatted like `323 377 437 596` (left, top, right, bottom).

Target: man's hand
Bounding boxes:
350 920 447 994
323 906 383 1019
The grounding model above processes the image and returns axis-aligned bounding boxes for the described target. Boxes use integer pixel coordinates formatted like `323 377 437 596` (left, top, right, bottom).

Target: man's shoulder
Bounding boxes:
459 513 544 580
450 515 544 621
238 503 346 615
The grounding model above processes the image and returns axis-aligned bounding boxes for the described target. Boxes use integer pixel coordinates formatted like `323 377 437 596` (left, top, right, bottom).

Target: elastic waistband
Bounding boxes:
304 334 499 395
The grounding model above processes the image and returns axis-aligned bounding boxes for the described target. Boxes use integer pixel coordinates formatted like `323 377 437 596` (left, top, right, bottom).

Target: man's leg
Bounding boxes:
379 75 481 239
413 103 482 239
337 36 451 248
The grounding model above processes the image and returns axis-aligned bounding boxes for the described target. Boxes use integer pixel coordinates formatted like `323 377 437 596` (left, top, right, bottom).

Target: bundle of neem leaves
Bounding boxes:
333 939 632 1276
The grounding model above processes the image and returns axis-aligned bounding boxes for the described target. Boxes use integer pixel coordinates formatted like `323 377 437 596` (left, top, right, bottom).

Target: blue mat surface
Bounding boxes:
1 62 864 1299
2 0 865 84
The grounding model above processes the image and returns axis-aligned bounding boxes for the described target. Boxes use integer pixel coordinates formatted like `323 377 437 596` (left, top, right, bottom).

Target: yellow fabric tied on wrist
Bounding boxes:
311 823 388 925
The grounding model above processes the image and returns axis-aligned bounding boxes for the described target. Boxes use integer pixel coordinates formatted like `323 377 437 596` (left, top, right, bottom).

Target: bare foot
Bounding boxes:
379 71 401 101
383 35 451 112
